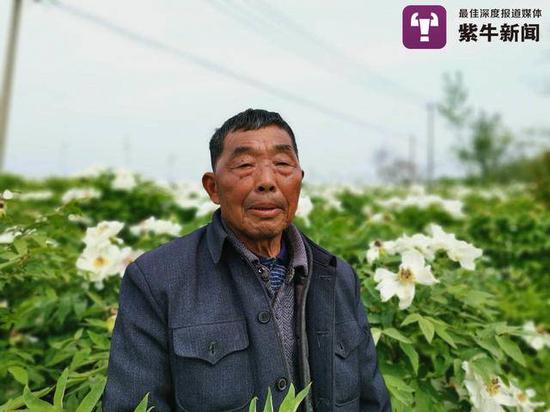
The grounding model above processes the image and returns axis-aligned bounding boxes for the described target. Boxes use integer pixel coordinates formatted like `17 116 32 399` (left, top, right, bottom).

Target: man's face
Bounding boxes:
202 125 304 241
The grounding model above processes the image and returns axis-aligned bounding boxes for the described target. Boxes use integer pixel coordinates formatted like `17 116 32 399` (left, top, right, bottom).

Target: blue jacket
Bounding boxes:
102 208 391 411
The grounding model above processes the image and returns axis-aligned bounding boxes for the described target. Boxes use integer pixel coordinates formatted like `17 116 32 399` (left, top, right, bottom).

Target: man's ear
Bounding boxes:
202 172 220 204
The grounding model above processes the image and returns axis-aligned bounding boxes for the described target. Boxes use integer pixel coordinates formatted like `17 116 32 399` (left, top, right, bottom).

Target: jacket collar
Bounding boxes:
206 207 336 270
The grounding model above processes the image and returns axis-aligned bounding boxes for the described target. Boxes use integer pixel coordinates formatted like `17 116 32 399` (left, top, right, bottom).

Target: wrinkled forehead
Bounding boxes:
222 126 296 158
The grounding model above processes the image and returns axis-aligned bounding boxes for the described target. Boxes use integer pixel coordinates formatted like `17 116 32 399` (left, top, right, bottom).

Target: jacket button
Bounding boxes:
257 311 271 324
208 341 218 355
276 377 288 391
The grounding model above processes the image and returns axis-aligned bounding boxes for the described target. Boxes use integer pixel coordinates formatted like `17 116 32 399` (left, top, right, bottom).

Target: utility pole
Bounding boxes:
409 134 416 183
426 102 435 189
0 0 23 172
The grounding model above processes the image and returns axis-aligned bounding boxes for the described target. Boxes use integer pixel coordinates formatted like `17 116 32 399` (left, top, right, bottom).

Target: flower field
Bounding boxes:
0 167 548 411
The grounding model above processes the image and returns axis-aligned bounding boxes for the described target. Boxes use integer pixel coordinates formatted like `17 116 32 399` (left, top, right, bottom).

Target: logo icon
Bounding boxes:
403 5 446 49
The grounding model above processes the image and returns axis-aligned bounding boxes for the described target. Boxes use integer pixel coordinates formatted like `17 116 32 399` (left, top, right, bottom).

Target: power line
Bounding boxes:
242 0 431 107
205 0 373 98
50 1 410 140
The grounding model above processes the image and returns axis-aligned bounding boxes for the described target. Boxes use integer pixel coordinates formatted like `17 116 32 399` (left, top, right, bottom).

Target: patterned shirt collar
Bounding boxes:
207 207 308 279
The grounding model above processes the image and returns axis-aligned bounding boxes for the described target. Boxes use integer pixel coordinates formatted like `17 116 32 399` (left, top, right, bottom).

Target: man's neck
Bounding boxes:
221 216 283 258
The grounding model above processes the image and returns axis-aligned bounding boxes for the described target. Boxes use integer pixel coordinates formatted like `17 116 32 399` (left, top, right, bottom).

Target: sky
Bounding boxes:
0 0 548 184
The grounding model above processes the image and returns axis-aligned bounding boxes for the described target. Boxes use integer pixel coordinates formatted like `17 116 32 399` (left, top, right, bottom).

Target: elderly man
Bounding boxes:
103 109 391 411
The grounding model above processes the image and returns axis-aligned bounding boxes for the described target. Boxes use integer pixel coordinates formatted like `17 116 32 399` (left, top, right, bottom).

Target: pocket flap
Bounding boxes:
335 319 367 358
172 319 249 365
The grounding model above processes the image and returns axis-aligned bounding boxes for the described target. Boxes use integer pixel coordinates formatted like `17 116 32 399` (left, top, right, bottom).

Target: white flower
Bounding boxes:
375 233 432 260
462 361 516 412
172 182 206 208
441 199 465 219
71 164 109 178
83 221 125 248
446 239 483 271
521 321 550 351
76 243 123 283
2 190 14 199
365 239 398 264
0 227 22 244
45 239 59 247
129 216 182 237
362 205 373 216
374 249 438 310
115 246 144 277
366 240 383 264
316 186 343 211
508 380 545 412
376 193 465 219
428 224 482 270
68 214 93 225
369 212 387 223
195 201 219 217
406 233 436 261
0 299 8 308
408 184 426 196
112 168 137 191
61 187 101 204
16 190 54 201
295 194 314 225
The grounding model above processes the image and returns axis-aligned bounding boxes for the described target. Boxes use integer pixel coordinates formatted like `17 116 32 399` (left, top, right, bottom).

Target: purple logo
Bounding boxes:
403 5 446 49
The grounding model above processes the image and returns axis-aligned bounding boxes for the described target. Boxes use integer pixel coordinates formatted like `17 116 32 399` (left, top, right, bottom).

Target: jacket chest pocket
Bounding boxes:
334 319 367 408
170 319 254 412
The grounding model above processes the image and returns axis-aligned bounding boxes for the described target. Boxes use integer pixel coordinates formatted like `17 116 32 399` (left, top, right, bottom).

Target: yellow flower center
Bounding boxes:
516 391 527 402
93 256 108 268
485 378 500 396
399 267 415 284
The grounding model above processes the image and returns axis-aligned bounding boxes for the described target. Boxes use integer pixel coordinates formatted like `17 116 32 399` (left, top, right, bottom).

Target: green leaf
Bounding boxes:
29 233 48 247
0 386 52 411
87 330 110 349
8 366 28 386
495 335 526 367
73 328 84 340
262 386 274 412
383 374 415 405
85 291 106 307
293 382 312 411
473 336 503 359
133 393 149 412
75 378 106 412
383 375 414 392
399 342 419 375
23 385 55 411
278 383 296 412
400 313 422 326
370 328 381 345
13 238 28 256
278 382 310 412
53 368 69 410
433 324 457 349
414 388 431 411
248 396 258 412
382 328 412 344
418 318 435 343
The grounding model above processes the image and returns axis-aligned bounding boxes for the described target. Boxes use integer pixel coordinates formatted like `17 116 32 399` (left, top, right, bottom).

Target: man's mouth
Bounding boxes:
249 205 282 217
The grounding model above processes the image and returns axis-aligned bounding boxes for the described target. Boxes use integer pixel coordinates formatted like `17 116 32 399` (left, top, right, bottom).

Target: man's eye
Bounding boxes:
276 162 290 166
238 163 253 168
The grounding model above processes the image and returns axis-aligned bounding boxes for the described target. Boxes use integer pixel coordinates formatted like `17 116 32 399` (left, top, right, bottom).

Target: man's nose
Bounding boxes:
255 163 277 192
